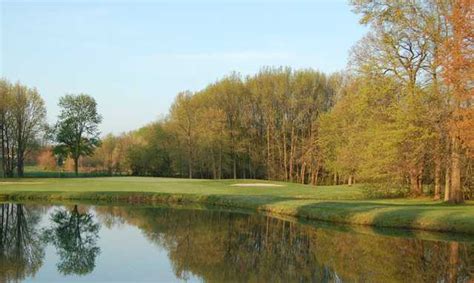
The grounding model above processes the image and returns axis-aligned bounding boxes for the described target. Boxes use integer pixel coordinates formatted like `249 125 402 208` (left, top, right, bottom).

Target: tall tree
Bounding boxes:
440 0 473 203
54 94 102 176
211 73 246 179
350 0 444 196
168 91 200 178
0 80 15 177
11 83 46 177
0 80 46 178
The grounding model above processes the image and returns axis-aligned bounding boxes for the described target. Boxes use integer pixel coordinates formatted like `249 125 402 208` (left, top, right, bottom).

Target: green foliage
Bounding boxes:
103 68 336 181
361 183 410 199
0 79 47 177
127 123 172 176
54 94 102 175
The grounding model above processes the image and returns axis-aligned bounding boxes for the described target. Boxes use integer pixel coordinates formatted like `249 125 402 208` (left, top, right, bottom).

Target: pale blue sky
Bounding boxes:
1 0 366 134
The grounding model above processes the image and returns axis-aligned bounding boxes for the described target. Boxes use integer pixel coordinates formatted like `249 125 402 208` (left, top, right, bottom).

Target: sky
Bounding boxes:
0 0 367 134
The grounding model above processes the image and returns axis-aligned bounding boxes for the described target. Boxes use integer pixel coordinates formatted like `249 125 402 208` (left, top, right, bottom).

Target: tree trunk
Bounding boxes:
16 137 24 177
233 154 237 180
212 151 217 180
417 170 423 194
266 124 271 180
188 161 192 179
74 157 79 176
348 175 353 186
289 126 295 182
409 174 421 196
248 149 253 179
283 135 287 181
277 135 283 180
434 155 441 200
448 137 463 203
9 146 15 178
311 166 319 186
409 168 422 196
300 162 306 184
1 122 4 178
16 153 24 177
219 144 222 179
4 133 13 178
310 159 319 186
444 167 451 202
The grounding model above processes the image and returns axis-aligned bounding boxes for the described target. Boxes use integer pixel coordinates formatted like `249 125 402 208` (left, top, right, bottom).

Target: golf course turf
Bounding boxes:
1 177 473 235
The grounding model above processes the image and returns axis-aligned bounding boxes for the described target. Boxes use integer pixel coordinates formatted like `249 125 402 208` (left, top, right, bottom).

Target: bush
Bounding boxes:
361 183 409 199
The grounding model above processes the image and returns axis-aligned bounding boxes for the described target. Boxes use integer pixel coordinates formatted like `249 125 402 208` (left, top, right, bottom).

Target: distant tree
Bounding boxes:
37 147 57 171
126 122 172 176
93 133 117 174
54 94 102 176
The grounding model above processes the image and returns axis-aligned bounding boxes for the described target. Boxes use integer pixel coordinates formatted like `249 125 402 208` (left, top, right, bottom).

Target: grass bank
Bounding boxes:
1 177 473 234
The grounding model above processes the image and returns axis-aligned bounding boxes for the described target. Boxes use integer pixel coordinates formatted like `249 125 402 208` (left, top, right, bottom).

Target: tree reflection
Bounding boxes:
95 206 474 283
1 203 470 282
0 203 45 282
44 205 100 276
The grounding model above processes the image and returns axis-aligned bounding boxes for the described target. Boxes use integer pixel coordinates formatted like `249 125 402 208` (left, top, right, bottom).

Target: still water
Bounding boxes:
0 203 472 283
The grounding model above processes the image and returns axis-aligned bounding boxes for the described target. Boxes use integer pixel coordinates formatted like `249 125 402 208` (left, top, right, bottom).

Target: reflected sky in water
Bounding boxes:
0 203 473 283
23 205 200 283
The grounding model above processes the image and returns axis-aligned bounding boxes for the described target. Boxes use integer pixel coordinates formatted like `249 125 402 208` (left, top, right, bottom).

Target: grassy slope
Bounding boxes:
1 177 473 234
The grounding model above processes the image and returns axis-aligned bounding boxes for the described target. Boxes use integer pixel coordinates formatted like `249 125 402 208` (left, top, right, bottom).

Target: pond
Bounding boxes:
0 203 473 282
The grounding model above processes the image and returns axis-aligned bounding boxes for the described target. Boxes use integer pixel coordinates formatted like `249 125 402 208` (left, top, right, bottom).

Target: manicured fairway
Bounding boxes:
1 177 473 234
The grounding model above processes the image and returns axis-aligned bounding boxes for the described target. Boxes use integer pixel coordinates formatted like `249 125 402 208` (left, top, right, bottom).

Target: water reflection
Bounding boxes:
43 205 100 276
95 206 474 283
0 204 44 282
0 203 472 282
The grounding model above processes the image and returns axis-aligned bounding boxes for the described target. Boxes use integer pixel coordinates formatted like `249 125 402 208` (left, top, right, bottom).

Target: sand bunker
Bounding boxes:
231 183 284 187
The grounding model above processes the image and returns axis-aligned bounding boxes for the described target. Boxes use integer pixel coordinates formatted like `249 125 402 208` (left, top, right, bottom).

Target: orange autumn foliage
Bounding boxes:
37 148 57 171
441 0 474 154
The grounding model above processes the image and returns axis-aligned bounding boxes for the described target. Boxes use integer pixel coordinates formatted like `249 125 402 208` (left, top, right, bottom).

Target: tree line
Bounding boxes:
57 68 337 182
82 0 472 203
1 81 102 177
126 69 336 182
2 0 473 203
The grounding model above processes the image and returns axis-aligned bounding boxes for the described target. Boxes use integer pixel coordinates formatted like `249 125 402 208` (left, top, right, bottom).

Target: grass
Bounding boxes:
1 176 473 235
18 165 115 178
